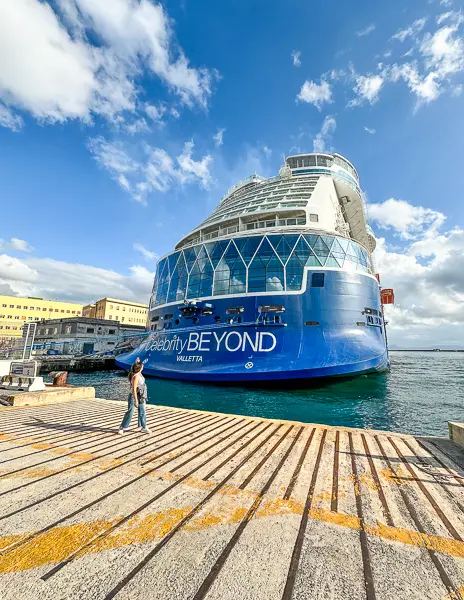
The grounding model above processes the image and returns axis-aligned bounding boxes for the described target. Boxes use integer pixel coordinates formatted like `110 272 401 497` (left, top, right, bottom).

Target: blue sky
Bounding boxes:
0 0 463 347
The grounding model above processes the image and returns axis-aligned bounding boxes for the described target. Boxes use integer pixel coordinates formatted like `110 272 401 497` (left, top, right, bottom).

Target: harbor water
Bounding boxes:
68 351 464 437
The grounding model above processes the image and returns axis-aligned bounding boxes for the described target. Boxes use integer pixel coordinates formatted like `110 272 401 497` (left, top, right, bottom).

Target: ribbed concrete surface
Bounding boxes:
1 399 464 600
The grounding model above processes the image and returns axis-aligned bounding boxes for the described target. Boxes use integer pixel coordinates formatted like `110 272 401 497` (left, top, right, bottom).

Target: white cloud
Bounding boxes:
145 102 166 124
0 252 154 304
357 24 376 37
368 198 446 240
213 128 225 147
350 73 384 105
88 137 140 194
0 0 216 129
291 51 301 67
376 227 464 347
88 137 213 203
364 126 376 134
392 18 428 42
263 146 272 157
0 105 24 132
313 116 336 153
296 79 332 109
420 24 464 78
0 238 34 253
176 140 212 188
133 243 158 262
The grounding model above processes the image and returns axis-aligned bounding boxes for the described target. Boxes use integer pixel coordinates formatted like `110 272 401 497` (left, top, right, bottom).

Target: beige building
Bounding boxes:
82 297 148 327
0 295 83 338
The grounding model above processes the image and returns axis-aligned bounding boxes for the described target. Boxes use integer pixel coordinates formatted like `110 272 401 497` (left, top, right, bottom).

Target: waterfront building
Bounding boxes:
117 153 389 382
34 317 145 355
0 295 83 339
82 297 148 327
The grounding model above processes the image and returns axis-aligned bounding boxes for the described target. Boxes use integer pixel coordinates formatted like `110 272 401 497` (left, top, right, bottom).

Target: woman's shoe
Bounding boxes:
140 427 151 434
118 428 126 435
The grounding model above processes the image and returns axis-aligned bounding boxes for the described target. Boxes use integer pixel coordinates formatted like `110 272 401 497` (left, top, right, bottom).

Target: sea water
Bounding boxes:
68 351 464 436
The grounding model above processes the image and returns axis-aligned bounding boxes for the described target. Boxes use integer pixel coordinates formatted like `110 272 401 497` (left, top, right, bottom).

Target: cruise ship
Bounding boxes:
116 153 389 382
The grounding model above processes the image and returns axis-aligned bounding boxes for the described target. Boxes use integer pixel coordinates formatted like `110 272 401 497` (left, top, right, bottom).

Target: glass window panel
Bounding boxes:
312 236 331 259
209 240 230 267
331 238 346 258
321 236 335 251
199 275 213 297
184 247 197 265
325 256 341 268
306 255 322 267
187 283 200 298
167 278 179 303
256 237 276 264
248 277 266 292
286 255 305 269
236 236 263 264
347 241 359 258
286 268 303 290
266 268 284 291
304 234 319 249
337 237 350 252
167 252 180 274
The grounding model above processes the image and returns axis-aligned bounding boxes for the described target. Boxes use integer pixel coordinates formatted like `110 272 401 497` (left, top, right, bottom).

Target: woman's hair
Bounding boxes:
128 362 143 382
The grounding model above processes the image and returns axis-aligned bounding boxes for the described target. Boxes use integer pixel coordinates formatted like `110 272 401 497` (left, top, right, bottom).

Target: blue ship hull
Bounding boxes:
116 270 389 383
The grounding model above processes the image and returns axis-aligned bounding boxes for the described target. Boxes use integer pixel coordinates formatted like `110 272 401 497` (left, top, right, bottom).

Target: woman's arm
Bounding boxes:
132 374 139 408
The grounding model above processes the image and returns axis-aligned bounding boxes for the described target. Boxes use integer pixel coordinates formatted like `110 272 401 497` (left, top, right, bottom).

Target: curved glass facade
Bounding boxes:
151 234 372 307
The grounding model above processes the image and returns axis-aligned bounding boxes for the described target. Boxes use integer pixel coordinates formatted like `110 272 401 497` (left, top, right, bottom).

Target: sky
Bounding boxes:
0 0 463 348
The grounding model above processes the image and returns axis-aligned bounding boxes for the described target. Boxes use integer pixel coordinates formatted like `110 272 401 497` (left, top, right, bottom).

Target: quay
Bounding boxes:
1 397 464 599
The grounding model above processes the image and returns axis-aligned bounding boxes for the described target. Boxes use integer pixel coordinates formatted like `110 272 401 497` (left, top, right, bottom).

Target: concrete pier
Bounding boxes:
1 398 464 599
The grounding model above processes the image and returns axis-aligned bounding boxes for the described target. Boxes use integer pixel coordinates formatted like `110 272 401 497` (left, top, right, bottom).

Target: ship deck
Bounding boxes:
1 398 464 599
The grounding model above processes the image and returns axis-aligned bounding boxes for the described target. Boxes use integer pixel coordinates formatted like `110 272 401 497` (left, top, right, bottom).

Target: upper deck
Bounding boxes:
175 152 375 253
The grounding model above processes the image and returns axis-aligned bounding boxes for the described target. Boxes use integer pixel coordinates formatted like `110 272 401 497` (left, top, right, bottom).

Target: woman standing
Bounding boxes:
118 362 151 434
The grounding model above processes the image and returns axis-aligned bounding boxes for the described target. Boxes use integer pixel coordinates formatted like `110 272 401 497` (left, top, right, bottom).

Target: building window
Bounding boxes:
311 273 325 288
7 315 12 319
54 309 58 312
1 304 6 307
309 214 319 222
109 329 116 334
15 316 19 320
9 305 14 308
23 306 28 309
43 308 47 311
30 307 34 311
87 327 95 333
16 305 21 309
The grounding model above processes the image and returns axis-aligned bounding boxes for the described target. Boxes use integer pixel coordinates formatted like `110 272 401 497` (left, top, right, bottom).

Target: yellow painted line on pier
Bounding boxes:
3 495 464 574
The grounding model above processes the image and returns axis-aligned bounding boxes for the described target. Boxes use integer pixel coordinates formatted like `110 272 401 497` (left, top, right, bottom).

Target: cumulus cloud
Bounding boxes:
0 0 216 130
364 126 376 134
213 128 225 147
313 116 336 153
369 198 446 240
357 24 376 37
349 73 384 105
291 51 301 67
0 238 34 253
297 80 332 110
0 252 154 304
376 226 464 347
88 137 213 203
